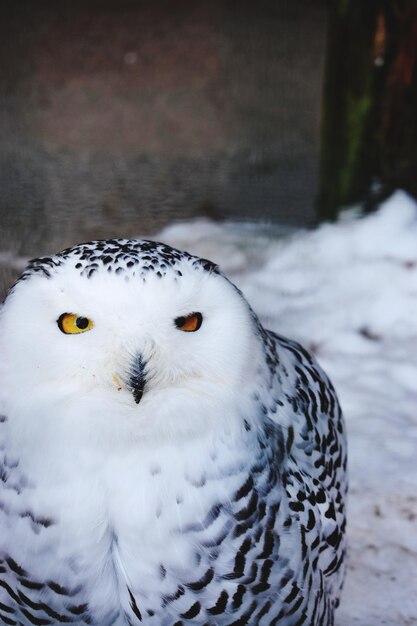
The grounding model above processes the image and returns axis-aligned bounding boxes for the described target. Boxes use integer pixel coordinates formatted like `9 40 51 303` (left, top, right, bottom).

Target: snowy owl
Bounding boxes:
0 239 347 626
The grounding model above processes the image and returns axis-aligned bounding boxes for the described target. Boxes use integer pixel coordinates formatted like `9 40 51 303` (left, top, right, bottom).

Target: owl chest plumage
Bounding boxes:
0 401 344 626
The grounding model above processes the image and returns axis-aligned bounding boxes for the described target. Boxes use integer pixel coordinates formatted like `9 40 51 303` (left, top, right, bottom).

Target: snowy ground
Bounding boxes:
157 191 417 626
1 191 416 624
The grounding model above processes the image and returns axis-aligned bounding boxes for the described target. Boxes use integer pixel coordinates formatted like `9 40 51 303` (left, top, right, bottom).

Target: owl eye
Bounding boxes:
174 312 203 332
57 313 94 335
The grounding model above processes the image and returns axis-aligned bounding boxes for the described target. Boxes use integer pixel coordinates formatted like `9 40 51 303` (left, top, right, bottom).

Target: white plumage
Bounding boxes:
0 239 347 625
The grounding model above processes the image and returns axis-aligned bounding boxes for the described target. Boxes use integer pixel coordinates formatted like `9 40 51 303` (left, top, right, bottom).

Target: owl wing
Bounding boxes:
262 330 347 606
0 414 97 626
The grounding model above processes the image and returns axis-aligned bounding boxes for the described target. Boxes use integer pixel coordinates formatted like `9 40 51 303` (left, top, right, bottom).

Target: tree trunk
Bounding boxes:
318 0 417 220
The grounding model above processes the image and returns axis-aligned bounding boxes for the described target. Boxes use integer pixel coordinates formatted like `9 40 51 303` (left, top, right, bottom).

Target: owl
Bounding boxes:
0 239 347 626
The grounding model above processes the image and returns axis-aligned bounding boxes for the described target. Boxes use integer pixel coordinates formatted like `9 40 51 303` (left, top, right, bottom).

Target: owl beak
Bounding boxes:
128 354 146 405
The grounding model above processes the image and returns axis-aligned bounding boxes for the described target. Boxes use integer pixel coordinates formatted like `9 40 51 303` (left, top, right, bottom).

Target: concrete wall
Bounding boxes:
0 0 326 262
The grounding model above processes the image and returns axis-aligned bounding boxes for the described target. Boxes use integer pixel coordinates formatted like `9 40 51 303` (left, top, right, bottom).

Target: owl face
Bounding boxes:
0 241 261 444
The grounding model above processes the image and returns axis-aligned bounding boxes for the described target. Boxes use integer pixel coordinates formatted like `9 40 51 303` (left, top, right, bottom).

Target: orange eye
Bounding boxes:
174 312 203 332
57 313 94 335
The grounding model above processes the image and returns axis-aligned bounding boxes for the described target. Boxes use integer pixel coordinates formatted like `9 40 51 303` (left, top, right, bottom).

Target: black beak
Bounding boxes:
129 355 146 404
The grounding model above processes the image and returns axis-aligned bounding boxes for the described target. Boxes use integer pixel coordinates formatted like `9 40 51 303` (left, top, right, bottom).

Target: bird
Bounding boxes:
0 238 347 626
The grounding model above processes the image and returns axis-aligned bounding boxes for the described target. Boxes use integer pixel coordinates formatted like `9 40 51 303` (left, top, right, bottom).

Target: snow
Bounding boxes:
0 190 415 624
157 190 417 626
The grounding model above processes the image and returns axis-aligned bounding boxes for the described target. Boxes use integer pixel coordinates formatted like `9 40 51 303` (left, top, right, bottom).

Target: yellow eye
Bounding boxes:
57 313 94 335
174 312 203 332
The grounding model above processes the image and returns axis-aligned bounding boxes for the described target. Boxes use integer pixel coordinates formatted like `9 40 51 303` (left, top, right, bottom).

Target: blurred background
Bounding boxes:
0 0 416 290
0 0 325 261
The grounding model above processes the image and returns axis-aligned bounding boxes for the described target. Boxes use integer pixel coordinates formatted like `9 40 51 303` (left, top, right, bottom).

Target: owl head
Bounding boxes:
0 240 265 446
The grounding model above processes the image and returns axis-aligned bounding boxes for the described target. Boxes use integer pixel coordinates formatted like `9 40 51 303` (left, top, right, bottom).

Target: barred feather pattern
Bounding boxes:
0 333 346 626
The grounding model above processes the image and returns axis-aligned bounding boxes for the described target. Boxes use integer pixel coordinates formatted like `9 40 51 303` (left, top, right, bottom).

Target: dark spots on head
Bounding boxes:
15 239 220 288
200 259 218 272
